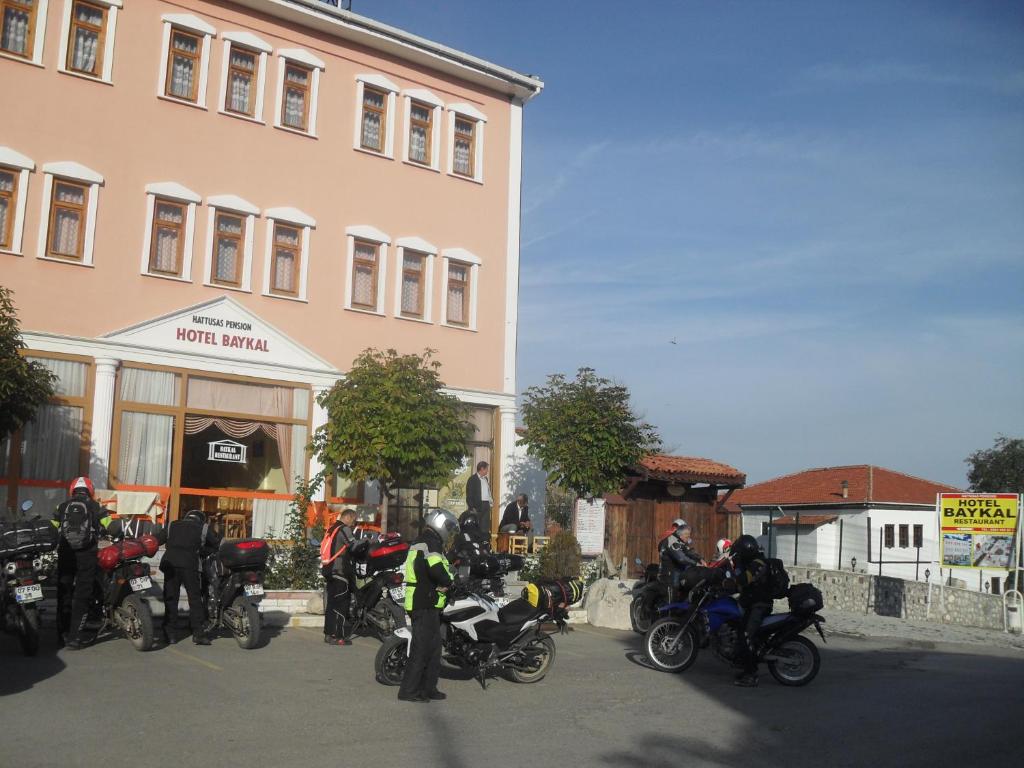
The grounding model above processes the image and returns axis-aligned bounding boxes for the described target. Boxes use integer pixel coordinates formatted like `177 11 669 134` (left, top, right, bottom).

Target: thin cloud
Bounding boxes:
523 140 611 214
799 61 1024 93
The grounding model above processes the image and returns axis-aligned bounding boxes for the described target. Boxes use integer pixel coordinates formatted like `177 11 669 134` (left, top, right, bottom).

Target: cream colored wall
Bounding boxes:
0 0 514 393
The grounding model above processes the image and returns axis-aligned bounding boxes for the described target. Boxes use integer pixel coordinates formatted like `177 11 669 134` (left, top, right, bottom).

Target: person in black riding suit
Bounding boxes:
452 511 490 560
322 508 366 646
725 534 772 688
658 519 705 601
161 510 220 646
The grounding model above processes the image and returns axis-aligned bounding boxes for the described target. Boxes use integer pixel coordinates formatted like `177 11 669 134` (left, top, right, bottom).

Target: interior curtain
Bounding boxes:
72 7 100 72
118 412 173 486
410 125 427 161
288 425 307 494
252 498 289 538
183 416 277 439
229 49 252 112
170 34 197 97
1 7 30 55
21 405 82 481
25 357 87 398
120 367 178 406
187 378 292 418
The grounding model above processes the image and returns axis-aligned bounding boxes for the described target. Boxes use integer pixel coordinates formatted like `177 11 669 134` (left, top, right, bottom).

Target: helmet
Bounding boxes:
69 476 94 498
716 538 733 556
422 508 460 551
671 518 687 529
458 510 479 530
729 535 761 563
184 510 207 524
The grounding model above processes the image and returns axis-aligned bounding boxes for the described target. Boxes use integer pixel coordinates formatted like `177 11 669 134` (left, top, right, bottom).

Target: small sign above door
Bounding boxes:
208 439 247 464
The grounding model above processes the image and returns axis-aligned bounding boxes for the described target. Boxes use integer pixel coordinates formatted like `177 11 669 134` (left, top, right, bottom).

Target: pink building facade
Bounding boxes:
0 0 542 537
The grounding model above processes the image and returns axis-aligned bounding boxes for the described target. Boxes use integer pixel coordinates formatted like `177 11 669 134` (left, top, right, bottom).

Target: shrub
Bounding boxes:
264 476 325 590
537 531 582 580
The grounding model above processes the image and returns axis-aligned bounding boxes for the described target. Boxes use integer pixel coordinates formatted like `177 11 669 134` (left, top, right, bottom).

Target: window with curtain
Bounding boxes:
148 198 185 276
401 251 425 318
360 86 386 151
898 524 909 548
0 168 16 250
446 262 468 325
226 45 256 116
213 211 244 286
117 411 174 486
166 29 200 101
26 356 87 398
187 377 293 419
67 0 106 76
351 239 378 309
408 101 431 164
120 367 180 406
453 117 475 176
281 62 310 130
270 223 300 295
21 405 83 481
48 181 88 260
1 0 35 58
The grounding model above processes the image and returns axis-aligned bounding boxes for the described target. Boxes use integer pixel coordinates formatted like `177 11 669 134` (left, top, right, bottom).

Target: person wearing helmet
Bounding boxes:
320 507 363 646
726 534 771 687
658 520 705 600
52 476 111 650
161 509 221 645
451 510 491 561
398 508 458 703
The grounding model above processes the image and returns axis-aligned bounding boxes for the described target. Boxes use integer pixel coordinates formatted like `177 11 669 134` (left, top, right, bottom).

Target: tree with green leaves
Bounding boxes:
0 286 56 441
966 436 1024 494
519 367 661 500
311 348 470 524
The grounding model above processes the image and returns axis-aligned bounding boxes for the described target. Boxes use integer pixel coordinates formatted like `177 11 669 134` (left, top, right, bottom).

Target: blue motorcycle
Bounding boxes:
642 575 826 686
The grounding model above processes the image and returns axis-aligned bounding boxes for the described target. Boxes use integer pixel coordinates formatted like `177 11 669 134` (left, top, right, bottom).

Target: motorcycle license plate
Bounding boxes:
244 584 265 597
14 584 43 603
389 586 406 601
129 576 153 592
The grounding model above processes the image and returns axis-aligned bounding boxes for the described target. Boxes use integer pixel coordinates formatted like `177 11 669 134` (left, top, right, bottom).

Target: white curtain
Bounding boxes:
447 280 465 324
252 498 289 538
51 184 84 256
0 171 13 243
25 357 86 398
21 405 82 480
118 412 173 486
292 389 310 420
454 137 472 175
71 3 102 72
409 124 427 162
287 424 307 494
229 49 253 113
187 378 292 418
151 203 182 273
283 68 308 128
1 6 30 56
169 34 197 98
120 367 178 406
362 110 381 149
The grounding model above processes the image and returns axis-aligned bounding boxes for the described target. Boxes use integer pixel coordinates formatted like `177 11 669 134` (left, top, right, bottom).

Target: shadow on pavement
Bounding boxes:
0 634 67 697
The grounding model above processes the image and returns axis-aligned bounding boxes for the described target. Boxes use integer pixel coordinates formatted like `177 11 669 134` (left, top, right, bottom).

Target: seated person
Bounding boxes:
499 494 532 534
658 520 706 600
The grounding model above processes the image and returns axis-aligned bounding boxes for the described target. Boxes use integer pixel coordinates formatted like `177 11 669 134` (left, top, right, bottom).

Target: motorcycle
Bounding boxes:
374 578 577 689
0 500 54 655
90 532 164 651
202 538 269 649
643 573 826 686
628 558 665 634
346 531 410 639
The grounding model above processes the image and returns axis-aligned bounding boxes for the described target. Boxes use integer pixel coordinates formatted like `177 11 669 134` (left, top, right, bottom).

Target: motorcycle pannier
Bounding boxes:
0 518 58 557
522 579 585 614
97 539 146 571
219 538 270 570
788 583 824 615
364 534 409 575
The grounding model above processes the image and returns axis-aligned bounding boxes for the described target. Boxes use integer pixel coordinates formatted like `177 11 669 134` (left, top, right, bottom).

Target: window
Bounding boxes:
226 46 256 115
37 163 102 265
761 522 770 536
913 524 923 549
353 74 398 157
441 248 481 330
447 103 486 182
407 101 432 164
140 182 199 281
392 237 436 322
0 148 33 255
158 14 215 107
344 225 390 314
204 195 258 291
59 0 119 81
883 524 895 549
274 49 324 136
1 0 47 64
898 524 909 548
400 251 426 317
262 208 314 302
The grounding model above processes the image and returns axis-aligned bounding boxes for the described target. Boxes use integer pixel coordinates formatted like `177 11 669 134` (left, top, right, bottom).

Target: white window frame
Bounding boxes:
204 194 258 292
157 13 216 109
139 182 200 282
401 88 443 172
262 207 315 302
344 225 390 315
36 161 102 267
0 0 48 66
0 146 34 256
440 248 481 331
57 0 121 83
446 103 486 184
217 31 271 124
353 73 399 158
274 48 325 138
392 236 437 323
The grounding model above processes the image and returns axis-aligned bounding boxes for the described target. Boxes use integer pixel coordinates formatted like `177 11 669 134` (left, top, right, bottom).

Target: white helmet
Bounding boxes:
716 538 733 556
671 518 688 529
422 508 460 551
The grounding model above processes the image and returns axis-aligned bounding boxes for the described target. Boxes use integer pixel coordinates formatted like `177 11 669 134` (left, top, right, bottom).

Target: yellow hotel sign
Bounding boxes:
938 493 1020 569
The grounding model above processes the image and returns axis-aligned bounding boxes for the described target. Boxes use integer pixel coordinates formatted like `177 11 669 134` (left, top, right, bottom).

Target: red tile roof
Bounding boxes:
724 465 961 511
638 454 746 486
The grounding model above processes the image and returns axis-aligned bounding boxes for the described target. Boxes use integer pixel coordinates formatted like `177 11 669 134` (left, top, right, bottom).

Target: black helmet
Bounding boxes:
458 510 479 530
184 510 207 524
729 534 761 563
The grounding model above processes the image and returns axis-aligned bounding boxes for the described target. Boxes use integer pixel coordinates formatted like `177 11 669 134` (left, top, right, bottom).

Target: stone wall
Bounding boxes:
785 567 1007 632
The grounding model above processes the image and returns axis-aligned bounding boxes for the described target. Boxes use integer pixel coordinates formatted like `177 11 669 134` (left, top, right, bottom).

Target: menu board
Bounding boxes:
574 498 606 557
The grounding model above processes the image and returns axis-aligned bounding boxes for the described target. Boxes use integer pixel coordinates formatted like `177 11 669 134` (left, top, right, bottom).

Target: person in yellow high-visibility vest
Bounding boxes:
398 508 459 703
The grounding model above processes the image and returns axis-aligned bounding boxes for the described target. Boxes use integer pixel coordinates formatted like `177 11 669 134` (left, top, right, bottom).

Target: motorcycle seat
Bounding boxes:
759 614 790 629
498 597 542 625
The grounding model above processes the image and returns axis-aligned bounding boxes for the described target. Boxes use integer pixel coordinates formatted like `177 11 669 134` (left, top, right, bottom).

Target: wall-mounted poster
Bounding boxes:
574 498 606 557
937 493 1020 569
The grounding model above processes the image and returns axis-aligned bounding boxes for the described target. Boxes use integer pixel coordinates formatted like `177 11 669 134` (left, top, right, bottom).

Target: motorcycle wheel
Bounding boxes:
630 596 655 634
374 634 408 686
19 606 40 656
767 635 820 687
121 594 155 652
231 596 261 650
644 617 698 673
507 634 556 684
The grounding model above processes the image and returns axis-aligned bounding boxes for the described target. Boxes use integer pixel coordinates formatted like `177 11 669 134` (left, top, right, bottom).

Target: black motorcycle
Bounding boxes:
202 538 269 649
347 532 410 639
628 558 665 634
90 533 164 651
0 500 55 655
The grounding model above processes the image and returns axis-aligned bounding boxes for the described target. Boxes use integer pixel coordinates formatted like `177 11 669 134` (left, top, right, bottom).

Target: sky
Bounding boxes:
358 0 1024 487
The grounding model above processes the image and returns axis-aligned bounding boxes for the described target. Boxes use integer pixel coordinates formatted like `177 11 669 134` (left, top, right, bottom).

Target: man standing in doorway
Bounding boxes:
465 461 492 537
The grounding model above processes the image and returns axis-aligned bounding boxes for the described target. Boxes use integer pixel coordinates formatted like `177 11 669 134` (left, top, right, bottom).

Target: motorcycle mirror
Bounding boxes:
634 557 642 566
20 500 34 513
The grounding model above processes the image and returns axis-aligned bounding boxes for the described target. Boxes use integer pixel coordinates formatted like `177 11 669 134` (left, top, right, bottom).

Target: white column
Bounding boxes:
498 403 518 509
502 98 524 395
309 385 331 502
89 357 120 489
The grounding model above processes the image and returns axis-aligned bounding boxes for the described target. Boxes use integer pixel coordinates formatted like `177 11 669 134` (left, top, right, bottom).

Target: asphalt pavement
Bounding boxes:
1 621 1021 768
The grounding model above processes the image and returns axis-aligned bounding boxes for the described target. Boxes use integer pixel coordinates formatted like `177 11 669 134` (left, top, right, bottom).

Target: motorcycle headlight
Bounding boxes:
4 562 16 576
32 558 43 571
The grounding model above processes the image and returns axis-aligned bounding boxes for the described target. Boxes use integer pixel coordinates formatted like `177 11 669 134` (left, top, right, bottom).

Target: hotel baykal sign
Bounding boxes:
102 296 336 371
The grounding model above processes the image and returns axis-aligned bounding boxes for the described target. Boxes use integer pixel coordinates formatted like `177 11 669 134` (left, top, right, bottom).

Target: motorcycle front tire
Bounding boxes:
231 596 261 649
374 634 408 686
644 617 699 673
19 605 40 656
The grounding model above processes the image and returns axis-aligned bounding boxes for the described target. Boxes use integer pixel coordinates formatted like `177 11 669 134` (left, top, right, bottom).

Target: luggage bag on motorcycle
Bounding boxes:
788 583 824 615
219 538 270 570
0 517 58 557
523 578 584 614
363 534 409 575
97 539 147 570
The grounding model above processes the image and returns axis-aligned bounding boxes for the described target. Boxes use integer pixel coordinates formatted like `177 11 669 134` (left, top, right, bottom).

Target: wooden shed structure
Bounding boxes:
604 454 746 571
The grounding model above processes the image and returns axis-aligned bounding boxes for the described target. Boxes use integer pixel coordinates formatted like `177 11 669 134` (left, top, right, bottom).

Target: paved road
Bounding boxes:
1 622 1021 768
